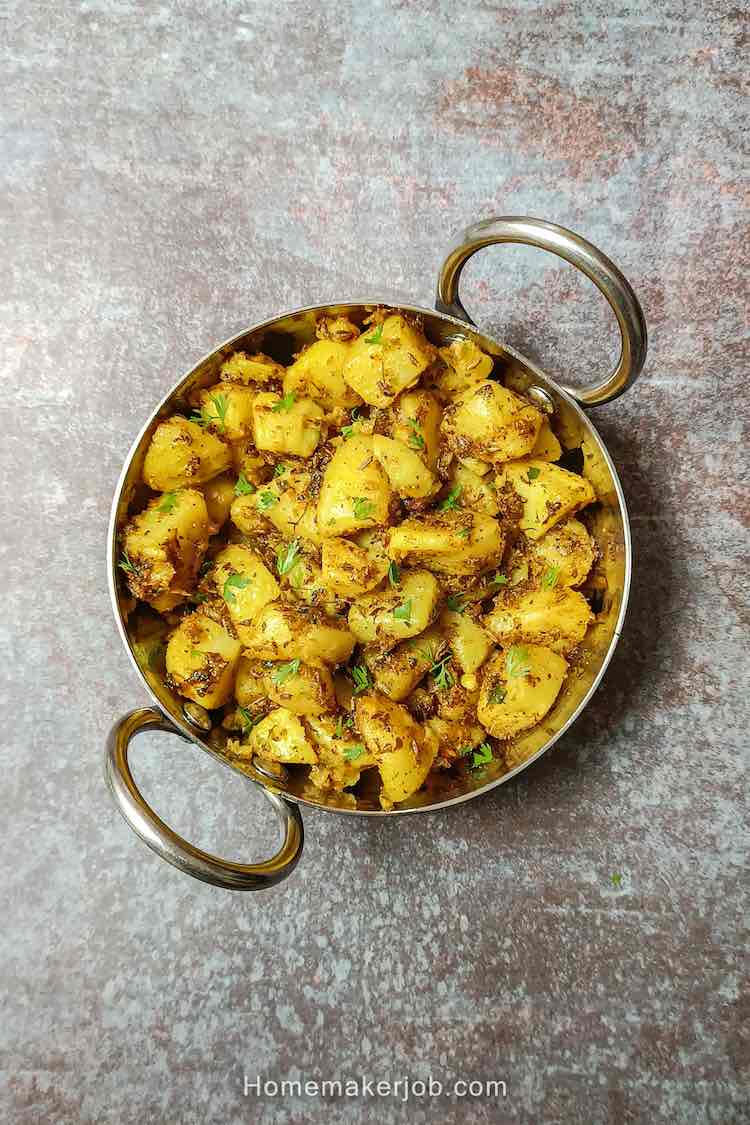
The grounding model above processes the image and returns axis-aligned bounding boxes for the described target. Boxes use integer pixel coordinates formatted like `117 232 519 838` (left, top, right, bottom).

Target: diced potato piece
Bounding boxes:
251 392 325 458
306 714 377 791
234 655 267 708
195 383 256 443
424 716 488 767
143 416 232 491
477 645 568 739
496 459 596 540
355 693 437 807
448 463 499 515
364 624 442 701
249 708 317 765
528 518 596 588
165 611 241 709
459 456 491 477
121 488 209 611
242 602 356 665
317 434 391 536
342 314 437 407
316 314 360 342
372 435 437 499
262 659 336 717
284 340 361 410
219 351 285 387
322 537 388 598
530 417 562 462
389 389 442 471
439 609 493 675
211 544 279 645
441 381 543 465
348 569 440 646
485 586 594 654
387 512 505 579
202 472 236 532
429 338 495 400
232 470 321 544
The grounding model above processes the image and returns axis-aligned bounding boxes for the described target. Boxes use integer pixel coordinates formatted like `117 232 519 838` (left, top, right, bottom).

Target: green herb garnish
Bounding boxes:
526 467 540 482
188 592 208 605
158 491 179 513
460 741 493 770
335 714 354 738
223 572 251 605
191 393 228 431
271 658 300 685
353 497 376 521
610 872 623 889
257 490 278 510
541 566 560 589
238 706 260 735
387 561 400 588
118 551 137 574
407 417 425 451
273 463 287 478
364 323 384 345
343 744 366 761
446 594 467 614
276 538 301 577
393 598 412 623
234 472 256 496
438 485 462 511
431 654 454 691
271 392 296 413
506 645 530 679
350 665 372 694
488 572 508 588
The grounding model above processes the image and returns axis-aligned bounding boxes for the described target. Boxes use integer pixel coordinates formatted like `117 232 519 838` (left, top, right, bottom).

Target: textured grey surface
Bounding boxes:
2 2 748 1122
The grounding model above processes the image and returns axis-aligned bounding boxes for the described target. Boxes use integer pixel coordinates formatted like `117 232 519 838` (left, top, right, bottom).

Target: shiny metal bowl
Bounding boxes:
106 216 647 890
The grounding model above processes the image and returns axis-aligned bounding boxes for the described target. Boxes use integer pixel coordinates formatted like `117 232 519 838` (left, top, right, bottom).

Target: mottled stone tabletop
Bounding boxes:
2 2 747 1123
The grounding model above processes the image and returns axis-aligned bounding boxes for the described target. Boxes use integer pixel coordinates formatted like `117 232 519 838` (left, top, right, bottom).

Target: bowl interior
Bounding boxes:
110 302 629 815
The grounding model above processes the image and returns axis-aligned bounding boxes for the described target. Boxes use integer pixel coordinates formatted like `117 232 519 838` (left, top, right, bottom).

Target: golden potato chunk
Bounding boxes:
247 708 317 765
306 714 377 792
242 602 356 665
389 389 442 471
165 611 242 709
348 569 440 647
429 338 495 401
317 434 391 536
448 463 500 515
372 435 437 499
342 315 436 407
485 586 594 654
439 609 493 677
477 645 568 739
387 511 505 579
364 624 442 701
496 459 596 540
441 381 543 465
219 351 285 387
321 536 388 598
283 340 361 410
530 417 562 462
528 517 596 588
143 416 232 491
211 544 279 645
201 472 236 532
194 383 257 443
355 692 437 807
121 488 209 611
251 392 325 458
262 659 336 717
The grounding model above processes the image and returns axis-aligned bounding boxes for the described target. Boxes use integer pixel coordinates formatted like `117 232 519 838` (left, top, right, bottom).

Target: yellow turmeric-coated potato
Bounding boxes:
496 459 596 540
355 692 437 807
121 308 602 809
342 314 437 407
477 645 568 739
165 611 242 709
372 434 437 499
121 488 209 612
210 544 279 645
283 340 362 410
143 416 232 491
441 381 543 466
348 569 440 647
484 586 594 655
250 392 325 458
317 434 391 536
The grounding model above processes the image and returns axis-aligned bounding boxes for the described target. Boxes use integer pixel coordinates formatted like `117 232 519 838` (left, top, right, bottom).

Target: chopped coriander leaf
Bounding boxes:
191 393 228 431
526 467 540 482
541 566 560 589
489 684 506 705
364 323 384 345
353 497 376 521
438 485 462 511
340 423 355 440
458 527 471 540
223 572 251 605
273 463 287 478
489 572 508 588
432 654 453 691
271 658 300 685
471 742 493 768
506 645 530 679
415 641 436 663
350 664 371 694
276 538 302 577
238 706 260 734
335 714 354 738
271 392 296 413
387 561 400 588
393 598 412 623
446 594 467 613
257 490 278 510
343 744 365 761
407 417 425 451
234 472 256 496
158 490 179 513
118 551 137 574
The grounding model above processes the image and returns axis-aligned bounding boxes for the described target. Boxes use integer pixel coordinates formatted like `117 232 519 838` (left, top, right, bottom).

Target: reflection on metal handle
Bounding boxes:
105 708 304 890
436 216 647 406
